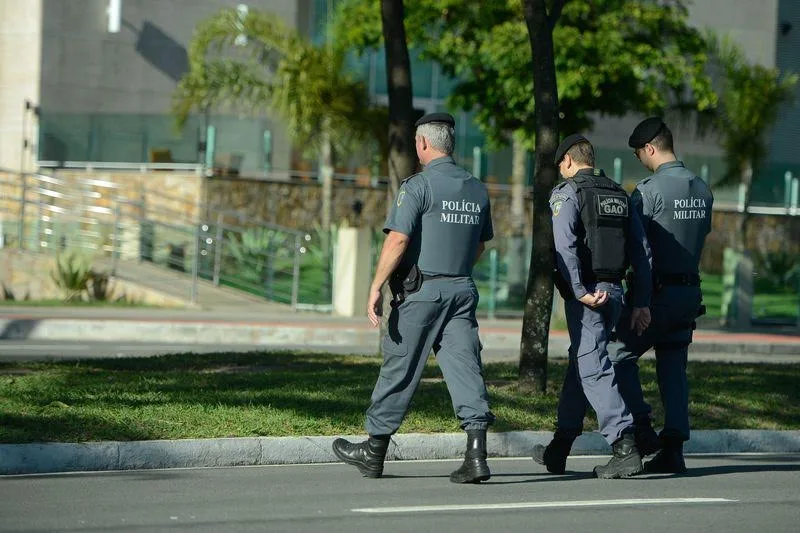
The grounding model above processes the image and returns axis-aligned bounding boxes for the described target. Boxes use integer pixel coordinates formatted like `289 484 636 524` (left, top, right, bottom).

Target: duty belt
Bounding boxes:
422 273 463 282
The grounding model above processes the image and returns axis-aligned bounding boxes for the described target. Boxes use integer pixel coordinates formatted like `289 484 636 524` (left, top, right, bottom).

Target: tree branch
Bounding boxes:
547 0 568 31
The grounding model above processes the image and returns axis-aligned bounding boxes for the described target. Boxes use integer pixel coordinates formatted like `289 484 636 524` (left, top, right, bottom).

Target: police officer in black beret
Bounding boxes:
332 112 497 483
533 134 654 478
607 118 714 474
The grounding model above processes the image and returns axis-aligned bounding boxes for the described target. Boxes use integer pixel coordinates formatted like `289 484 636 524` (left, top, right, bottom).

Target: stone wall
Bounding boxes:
5 169 799 275
203 176 533 238
0 249 186 307
701 210 800 274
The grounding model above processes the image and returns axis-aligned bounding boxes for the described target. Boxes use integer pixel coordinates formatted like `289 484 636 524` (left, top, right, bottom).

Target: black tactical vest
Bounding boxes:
568 170 631 282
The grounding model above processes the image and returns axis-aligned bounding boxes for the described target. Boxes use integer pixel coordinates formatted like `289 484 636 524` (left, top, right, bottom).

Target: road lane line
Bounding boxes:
352 498 738 514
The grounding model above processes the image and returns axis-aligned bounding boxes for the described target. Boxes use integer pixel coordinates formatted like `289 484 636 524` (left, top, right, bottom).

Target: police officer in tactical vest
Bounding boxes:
608 118 714 474
332 113 496 484
533 134 653 479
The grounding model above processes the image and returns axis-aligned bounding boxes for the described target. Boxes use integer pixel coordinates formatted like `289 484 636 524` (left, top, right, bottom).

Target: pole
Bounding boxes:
488 248 498 320
613 157 622 184
190 225 200 305
473 146 482 180
291 234 301 309
213 212 223 286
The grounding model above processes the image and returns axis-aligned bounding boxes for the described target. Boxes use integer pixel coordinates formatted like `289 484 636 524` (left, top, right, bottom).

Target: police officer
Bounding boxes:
608 118 714 474
332 113 496 484
533 134 653 479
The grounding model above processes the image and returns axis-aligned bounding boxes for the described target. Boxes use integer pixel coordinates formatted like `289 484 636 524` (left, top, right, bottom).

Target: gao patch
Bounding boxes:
596 195 628 217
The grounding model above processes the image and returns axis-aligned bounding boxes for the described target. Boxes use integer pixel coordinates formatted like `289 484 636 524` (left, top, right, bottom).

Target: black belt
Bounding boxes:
584 273 623 284
656 273 701 286
422 273 464 282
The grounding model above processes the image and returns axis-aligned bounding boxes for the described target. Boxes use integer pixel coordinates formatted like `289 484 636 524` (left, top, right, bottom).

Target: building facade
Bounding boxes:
0 0 797 204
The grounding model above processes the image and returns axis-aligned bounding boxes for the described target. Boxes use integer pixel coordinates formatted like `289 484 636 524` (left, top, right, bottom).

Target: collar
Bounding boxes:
426 156 455 168
655 160 685 173
574 167 606 178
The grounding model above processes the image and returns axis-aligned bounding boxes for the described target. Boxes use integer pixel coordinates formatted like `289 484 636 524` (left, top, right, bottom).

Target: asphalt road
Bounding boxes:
1 455 798 532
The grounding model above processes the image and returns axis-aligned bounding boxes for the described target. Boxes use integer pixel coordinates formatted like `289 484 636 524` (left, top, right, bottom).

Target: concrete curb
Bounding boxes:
2 430 799 475
1 318 798 355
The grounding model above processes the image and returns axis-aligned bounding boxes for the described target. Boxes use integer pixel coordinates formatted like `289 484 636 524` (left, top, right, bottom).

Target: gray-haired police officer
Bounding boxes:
533 134 653 479
332 113 496 484
607 118 714 474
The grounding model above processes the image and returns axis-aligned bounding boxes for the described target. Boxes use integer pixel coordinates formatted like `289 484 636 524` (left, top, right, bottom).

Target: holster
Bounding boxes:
389 264 423 306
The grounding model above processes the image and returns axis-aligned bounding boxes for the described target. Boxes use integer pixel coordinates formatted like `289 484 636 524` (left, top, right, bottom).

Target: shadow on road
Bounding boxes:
0 319 38 340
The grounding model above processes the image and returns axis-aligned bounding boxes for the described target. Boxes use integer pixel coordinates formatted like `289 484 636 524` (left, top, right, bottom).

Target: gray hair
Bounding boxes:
416 123 455 155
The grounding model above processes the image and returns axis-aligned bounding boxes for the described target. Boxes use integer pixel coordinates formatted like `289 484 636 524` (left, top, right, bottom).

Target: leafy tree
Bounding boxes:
334 0 716 391
173 7 379 273
710 36 798 251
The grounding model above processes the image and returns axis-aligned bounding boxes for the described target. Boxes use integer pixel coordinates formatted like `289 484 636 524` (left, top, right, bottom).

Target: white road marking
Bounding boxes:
352 498 738 514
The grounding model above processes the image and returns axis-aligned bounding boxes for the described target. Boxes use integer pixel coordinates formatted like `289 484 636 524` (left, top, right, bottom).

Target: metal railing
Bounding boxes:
1 170 321 310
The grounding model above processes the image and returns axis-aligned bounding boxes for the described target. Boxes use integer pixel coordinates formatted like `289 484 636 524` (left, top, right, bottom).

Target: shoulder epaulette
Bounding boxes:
401 172 423 186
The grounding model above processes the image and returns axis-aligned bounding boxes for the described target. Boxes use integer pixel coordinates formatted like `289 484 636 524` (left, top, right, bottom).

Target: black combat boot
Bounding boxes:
450 429 491 483
332 435 390 478
532 432 575 475
593 433 643 479
634 415 662 457
644 436 687 474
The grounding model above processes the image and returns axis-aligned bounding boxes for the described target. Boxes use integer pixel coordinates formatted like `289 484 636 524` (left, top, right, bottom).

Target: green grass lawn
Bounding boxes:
1 350 797 444
701 273 799 320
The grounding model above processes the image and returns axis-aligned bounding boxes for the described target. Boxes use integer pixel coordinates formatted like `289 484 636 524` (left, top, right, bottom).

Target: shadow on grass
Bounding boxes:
1 353 798 443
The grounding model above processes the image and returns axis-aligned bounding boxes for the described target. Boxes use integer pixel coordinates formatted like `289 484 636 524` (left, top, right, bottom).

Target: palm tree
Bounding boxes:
711 36 798 251
173 7 379 275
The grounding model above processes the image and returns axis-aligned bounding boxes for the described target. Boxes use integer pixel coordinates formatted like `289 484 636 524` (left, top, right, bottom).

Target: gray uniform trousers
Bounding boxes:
608 285 702 441
557 282 634 445
365 276 495 436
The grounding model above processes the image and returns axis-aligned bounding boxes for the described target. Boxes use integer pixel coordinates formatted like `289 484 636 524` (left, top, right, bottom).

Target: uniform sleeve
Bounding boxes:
627 206 653 307
383 178 426 236
632 185 661 232
551 190 588 300
480 198 494 242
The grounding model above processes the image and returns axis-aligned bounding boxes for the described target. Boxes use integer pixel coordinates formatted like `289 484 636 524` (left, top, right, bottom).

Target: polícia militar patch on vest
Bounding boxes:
596 195 628 217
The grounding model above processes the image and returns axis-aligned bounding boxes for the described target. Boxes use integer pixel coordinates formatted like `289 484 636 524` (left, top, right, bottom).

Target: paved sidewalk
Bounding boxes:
1 304 799 359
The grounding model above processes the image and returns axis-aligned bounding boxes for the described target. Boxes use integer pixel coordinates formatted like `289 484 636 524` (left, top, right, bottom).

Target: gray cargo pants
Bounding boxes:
608 285 702 441
556 282 634 445
365 276 495 436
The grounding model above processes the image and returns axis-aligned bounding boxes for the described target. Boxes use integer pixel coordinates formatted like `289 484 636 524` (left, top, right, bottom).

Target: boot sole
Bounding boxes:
450 471 491 484
593 462 643 479
332 446 383 478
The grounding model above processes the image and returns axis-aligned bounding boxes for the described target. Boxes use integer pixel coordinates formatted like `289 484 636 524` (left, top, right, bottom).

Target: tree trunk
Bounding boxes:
379 0 416 349
519 0 563 393
507 133 529 303
381 0 417 197
735 162 753 252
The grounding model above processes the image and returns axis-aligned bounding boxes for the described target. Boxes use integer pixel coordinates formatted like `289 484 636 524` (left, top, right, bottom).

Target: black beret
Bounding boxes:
415 112 455 128
554 133 590 165
628 117 665 149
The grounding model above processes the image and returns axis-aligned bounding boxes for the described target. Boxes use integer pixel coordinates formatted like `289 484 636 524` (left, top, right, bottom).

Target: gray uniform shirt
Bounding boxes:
384 156 493 276
549 170 652 307
632 161 713 276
